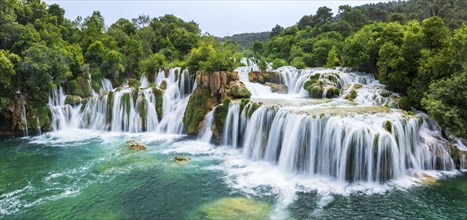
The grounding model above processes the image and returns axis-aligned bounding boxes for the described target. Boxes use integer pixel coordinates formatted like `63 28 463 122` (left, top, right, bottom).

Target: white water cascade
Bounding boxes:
221 102 455 182
199 109 215 142
236 61 273 97
211 65 462 183
48 68 194 134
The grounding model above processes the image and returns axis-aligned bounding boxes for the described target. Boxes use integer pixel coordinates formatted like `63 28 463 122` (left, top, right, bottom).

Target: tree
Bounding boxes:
258 58 268 71
20 44 72 95
422 70 467 137
140 52 167 74
270 24 284 37
324 46 339 68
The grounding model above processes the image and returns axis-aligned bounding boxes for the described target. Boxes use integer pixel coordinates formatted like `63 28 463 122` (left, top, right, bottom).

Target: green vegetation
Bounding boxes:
183 87 216 135
0 0 466 137
244 1 467 137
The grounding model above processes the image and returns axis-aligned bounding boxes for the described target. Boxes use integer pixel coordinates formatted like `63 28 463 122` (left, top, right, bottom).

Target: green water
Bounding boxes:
1 131 466 219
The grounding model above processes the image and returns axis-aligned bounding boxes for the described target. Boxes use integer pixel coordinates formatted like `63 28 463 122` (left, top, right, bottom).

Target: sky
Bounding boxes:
43 0 389 37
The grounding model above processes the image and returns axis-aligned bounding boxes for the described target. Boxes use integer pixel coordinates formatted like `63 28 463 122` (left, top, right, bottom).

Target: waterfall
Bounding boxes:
461 155 466 170
48 68 194 134
221 103 456 182
222 103 241 148
235 66 273 97
199 109 214 142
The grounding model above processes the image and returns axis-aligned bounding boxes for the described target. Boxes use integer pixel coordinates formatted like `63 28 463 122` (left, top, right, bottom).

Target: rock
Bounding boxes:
346 90 357 101
129 143 146 150
160 80 168 90
226 81 251 98
65 95 82 106
173 156 191 162
421 173 438 185
248 71 282 84
209 72 221 96
183 86 219 135
324 86 340 98
265 82 288 94
212 99 230 143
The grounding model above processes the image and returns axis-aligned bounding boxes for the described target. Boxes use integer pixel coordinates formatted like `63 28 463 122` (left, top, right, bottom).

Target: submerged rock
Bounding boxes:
173 156 191 162
128 142 146 150
193 197 271 220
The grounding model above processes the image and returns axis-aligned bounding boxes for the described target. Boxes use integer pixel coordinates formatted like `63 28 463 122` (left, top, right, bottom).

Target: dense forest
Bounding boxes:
218 32 270 48
0 0 466 137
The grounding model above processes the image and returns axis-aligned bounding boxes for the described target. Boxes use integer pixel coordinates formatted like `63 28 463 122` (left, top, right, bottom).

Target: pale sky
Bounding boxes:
43 0 389 37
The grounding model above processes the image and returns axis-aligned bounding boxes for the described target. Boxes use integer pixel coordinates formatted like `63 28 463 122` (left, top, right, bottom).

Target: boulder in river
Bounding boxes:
173 156 191 162
128 142 146 150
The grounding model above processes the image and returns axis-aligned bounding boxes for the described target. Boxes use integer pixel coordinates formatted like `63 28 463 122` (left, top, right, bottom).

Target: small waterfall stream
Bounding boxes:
48 68 194 134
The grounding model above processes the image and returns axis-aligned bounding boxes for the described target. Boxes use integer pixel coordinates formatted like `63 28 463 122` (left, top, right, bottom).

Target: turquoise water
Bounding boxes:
1 130 466 219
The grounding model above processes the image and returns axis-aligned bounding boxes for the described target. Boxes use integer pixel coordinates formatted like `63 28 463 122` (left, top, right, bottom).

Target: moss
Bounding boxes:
107 91 114 123
128 78 140 90
303 74 324 98
152 88 164 120
240 98 250 110
138 94 147 130
160 80 168 90
246 102 261 118
346 90 357 101
353 83 363 89
226 83 251 99
384 121 392 133
183 87 217 135
65 95 82 106
212 102 230 141
325 87 340 98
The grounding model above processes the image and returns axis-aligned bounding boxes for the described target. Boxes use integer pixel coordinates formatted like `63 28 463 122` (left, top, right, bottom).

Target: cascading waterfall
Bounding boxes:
199 109 214 142
48 68 194 134
236 62 273 97
461 155 466 170
221 103 455 182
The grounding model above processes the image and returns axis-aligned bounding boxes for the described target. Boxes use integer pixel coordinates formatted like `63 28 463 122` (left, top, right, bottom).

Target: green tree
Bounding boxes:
324 46 339 68
422 70 467 137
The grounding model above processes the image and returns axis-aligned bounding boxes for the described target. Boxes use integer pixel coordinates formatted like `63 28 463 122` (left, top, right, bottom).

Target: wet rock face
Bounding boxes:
195 71 240 98
248 71 283 84
226 81 251 98
185 71 250 136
